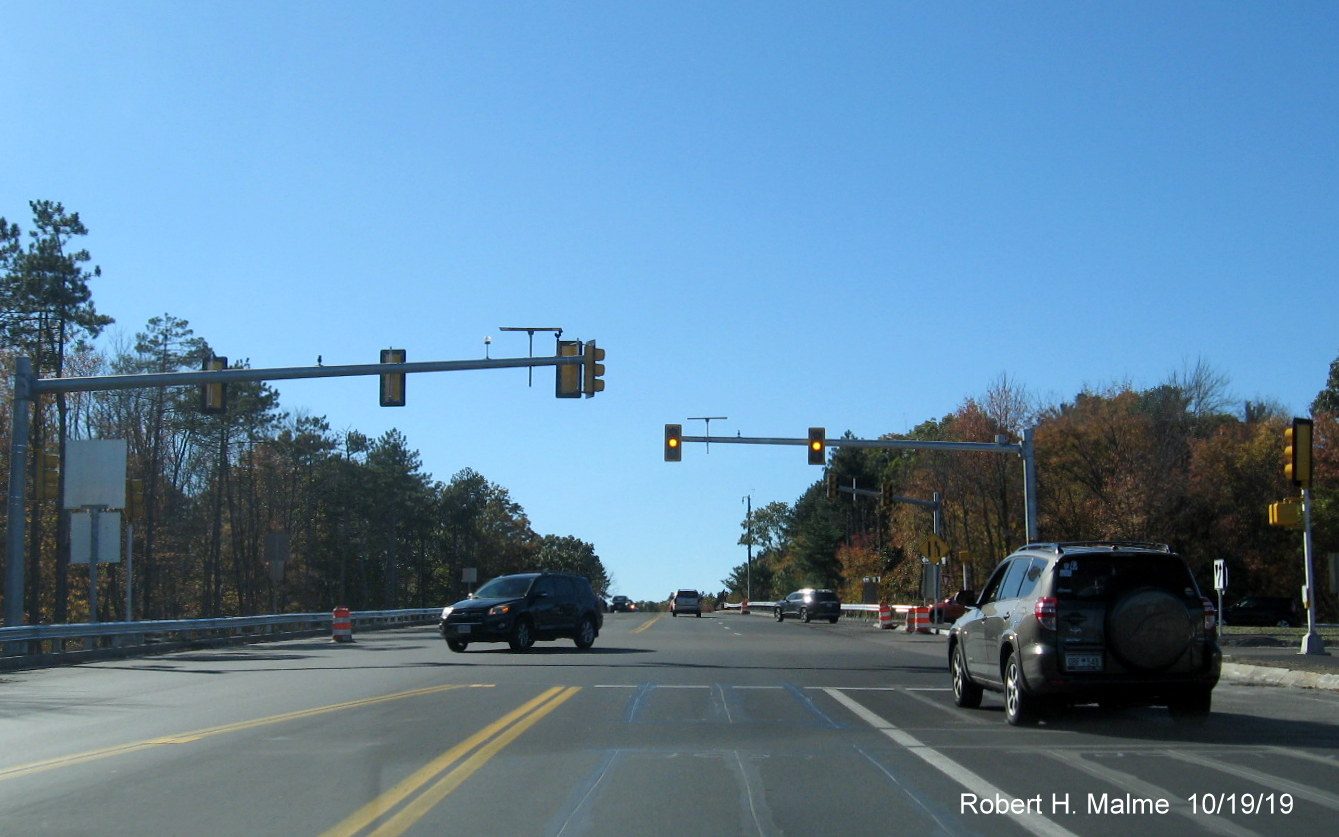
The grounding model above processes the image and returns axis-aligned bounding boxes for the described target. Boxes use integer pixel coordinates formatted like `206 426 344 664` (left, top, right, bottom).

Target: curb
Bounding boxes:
1221 661 1339 692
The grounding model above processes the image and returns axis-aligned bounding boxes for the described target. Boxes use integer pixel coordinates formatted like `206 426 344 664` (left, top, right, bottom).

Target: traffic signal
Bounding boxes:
126 479 145 521
380 349 406 407
664 424 683 462
37 452 60 501
826 472 837 500
807 427 825 466
1268 499 1302 529
582 340 605 397
1284 417 1313 488
555 340 581 398
200 356 227 414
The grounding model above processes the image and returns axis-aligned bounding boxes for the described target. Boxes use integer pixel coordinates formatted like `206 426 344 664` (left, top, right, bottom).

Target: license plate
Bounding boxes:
456 625 471 635
1065 653 1102 672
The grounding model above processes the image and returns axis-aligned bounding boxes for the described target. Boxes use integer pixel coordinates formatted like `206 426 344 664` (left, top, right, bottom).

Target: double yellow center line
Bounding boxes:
319 685 581 837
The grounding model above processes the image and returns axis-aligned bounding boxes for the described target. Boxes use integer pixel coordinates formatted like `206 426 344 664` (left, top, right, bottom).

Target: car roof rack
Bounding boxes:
1020 541 1172 555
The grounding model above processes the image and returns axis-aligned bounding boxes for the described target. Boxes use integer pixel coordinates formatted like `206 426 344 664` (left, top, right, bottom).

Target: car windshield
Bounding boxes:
1053 555 1198 602
475 576 535 599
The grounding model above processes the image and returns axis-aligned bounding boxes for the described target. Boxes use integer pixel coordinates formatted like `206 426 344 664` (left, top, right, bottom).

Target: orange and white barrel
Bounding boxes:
912 606 931 633
878 603 893 629
331 606 353 642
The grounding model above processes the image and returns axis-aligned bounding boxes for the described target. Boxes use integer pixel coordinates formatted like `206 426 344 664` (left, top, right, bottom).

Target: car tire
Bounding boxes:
952 644 983 709
1168 686 1213 722
445 638 468 653
800 607 811 623
671 611 677 617
508 619 535 651
1003 652 1038 726
1107 588 1194 671
573 616 597 649
775 608 784 622
1275 619 1292 628
829 616 839 624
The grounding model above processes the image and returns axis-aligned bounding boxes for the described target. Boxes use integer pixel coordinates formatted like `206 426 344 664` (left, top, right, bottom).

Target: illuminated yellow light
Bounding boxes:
668 439 679 448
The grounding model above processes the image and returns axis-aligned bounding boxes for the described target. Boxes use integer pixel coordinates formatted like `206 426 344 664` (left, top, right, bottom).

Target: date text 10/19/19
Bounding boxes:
961 792 1295 817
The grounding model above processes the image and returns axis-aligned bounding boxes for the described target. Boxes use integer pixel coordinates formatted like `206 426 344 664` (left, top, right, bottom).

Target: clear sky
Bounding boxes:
5 2 1337 603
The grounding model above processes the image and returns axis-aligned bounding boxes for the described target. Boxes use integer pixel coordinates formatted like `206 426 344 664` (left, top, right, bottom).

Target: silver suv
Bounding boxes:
948 541 1220 725
670 589 701 617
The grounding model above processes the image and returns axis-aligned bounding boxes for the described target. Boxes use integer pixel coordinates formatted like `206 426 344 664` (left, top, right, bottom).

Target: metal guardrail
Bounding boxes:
0 608 441 668
736 601 913 617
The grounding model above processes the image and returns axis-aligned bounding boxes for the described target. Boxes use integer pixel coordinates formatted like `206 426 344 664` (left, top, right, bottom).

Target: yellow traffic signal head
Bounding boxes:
555 340 582 398
664 424 683 462
583 340 606 396
379 349 406 406
807 427 825 465
200 356 227 414
1285 417 1313 488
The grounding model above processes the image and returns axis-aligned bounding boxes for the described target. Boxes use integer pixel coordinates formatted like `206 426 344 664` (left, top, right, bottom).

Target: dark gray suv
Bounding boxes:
948 541 1220 725
774 588 841 623
439 572 604 652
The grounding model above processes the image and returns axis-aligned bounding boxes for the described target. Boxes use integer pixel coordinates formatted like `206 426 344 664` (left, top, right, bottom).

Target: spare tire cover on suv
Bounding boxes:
1106 587 1195 671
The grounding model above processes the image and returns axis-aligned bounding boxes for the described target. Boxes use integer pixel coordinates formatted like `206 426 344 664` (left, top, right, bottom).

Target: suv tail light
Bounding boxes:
1201 597 1217 632
1035 596 1058 631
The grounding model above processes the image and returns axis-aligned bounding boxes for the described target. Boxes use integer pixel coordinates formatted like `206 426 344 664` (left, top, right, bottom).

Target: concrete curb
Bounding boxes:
1221 662 1339 692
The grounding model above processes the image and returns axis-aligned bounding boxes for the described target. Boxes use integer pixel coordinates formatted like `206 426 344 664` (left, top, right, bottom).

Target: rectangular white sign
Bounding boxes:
70 511 122 564
63 439 127 510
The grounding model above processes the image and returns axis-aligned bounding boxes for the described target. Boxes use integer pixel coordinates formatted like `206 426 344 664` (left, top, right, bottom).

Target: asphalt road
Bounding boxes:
2 611 1337 836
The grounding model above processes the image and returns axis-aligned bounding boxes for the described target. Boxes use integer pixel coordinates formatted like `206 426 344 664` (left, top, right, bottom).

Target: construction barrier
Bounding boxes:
331 606 353 642
907 605 931 634
878 603 893 630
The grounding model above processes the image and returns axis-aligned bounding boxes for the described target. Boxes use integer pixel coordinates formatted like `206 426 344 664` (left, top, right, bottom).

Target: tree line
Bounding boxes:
2 201 610 623
728 364 1339 621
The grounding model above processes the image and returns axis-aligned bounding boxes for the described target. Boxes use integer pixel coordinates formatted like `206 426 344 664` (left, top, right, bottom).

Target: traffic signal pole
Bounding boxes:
4 350 592 628
1300 488 1326 655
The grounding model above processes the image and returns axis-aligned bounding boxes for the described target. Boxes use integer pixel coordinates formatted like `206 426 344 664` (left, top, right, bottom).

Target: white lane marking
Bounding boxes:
823 688 1082 837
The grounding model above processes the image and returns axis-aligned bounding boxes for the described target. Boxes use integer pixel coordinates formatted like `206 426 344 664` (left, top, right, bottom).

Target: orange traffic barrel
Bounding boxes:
331 606 353 642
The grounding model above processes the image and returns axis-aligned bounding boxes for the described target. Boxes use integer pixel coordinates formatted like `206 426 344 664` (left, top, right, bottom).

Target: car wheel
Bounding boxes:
775 607 784 622
695 611 701 617
1168 686 1213 722
1107 588 1194 671
1275 619 1293 628
1003 652 1038 726
445 638 468 653
573 617 597 649
829 616 839 624
508 619 535 651
952 644 983 709
800 607 811 623
671 610 677 617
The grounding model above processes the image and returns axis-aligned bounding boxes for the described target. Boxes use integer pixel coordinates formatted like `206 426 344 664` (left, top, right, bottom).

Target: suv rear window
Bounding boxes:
1053 554 1199 602
811 591 838 601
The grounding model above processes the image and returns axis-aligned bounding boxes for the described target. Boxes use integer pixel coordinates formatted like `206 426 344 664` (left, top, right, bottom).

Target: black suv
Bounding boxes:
1224 596 1300 628
948 542 1220 725
439 572 604 652
775 588 841 623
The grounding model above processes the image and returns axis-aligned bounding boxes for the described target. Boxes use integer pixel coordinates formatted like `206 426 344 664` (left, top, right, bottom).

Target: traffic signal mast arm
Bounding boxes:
676 433 1024 455
19 354 589 397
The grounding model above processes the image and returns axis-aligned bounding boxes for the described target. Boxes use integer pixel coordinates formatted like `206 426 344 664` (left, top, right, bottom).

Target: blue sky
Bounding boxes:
5 2 1337 602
